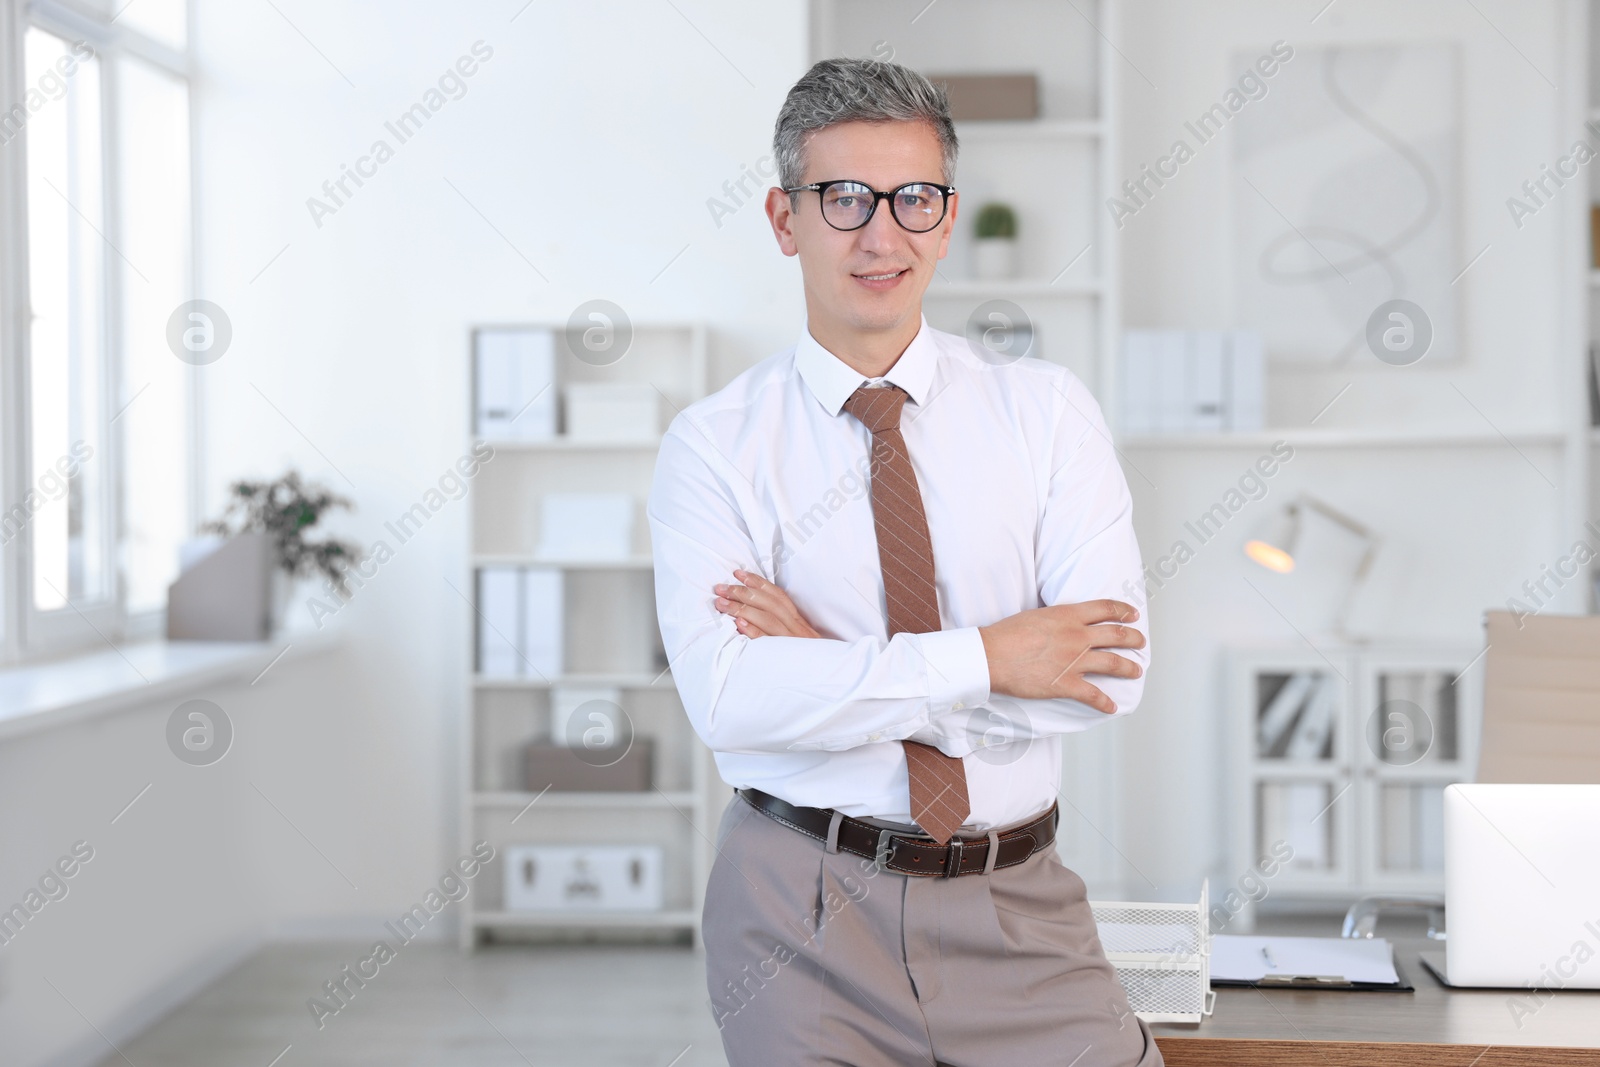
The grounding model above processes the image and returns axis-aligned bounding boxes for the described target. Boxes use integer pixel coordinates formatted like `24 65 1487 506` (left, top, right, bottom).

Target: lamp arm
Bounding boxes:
1332 535 1382 641
1297 495 1377 542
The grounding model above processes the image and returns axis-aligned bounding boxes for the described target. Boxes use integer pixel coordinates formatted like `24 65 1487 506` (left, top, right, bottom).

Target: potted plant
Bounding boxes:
973 201 1018 281
200 471 360 631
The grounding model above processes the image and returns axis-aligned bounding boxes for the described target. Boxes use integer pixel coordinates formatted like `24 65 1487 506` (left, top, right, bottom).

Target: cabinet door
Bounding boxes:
1353 647 1480 892
1229 649 1358 895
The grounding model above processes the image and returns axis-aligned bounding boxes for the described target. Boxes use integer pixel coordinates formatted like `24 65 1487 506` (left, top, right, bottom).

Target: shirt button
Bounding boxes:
869 732 882 741
952 702 965 711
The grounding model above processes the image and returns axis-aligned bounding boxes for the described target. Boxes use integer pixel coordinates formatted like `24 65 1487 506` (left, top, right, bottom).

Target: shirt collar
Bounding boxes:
795 313 937 417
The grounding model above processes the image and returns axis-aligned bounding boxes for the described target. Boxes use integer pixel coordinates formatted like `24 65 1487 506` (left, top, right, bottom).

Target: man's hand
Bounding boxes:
713 569 822 639
979 600 1144 713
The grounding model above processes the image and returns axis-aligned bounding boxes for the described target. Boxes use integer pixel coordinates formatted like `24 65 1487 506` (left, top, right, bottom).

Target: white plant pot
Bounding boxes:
270 569 299 635
973 237 1017 281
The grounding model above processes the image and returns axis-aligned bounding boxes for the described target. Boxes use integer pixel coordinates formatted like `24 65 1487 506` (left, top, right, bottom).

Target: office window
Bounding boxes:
23 27 110 614
117 58 192 615
0 0 194 661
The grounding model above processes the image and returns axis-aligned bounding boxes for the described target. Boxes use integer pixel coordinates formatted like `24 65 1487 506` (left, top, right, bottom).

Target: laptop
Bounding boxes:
1420 784 1600 989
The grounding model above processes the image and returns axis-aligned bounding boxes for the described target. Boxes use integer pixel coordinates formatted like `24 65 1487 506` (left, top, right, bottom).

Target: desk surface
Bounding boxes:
1150 938 1600 1066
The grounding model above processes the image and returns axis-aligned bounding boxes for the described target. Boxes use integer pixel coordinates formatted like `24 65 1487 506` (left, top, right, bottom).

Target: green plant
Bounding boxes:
201 471 359 590
975 202 1017 239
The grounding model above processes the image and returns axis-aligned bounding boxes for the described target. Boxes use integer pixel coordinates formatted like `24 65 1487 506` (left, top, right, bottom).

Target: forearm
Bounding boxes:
908 671 1146 756
664 614 990 755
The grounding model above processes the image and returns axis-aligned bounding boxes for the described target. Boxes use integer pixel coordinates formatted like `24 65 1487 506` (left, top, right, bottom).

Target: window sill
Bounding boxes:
0 632 339 743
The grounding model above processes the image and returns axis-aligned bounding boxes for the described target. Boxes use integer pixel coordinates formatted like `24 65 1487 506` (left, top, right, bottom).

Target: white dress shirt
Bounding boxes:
647 313 1149 829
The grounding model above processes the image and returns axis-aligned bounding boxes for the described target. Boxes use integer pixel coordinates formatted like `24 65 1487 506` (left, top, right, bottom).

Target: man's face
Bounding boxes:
767 119 958 334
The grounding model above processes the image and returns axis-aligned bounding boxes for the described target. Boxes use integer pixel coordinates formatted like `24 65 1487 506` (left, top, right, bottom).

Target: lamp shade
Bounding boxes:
1244 505 1299 574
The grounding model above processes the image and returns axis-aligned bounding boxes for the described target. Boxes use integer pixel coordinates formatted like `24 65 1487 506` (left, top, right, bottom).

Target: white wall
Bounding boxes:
0 654 356 1066
192 0 807 943
1112 0 1582 897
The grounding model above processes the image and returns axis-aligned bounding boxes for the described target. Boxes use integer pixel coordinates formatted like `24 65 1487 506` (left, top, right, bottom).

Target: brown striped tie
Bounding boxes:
843 382 971 845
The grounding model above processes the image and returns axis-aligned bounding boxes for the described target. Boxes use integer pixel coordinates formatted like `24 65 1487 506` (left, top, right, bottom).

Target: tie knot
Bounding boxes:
843 383 908 433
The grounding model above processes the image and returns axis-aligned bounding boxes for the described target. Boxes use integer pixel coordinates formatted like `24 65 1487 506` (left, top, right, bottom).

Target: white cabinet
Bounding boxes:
1227 644 1481 919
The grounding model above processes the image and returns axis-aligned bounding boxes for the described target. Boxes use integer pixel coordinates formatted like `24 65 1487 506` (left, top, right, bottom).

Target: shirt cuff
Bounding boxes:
914 626 992 717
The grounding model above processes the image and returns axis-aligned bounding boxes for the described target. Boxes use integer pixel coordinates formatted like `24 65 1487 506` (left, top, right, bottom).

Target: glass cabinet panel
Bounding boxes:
1368 668 1458 766
1255 670 1338 762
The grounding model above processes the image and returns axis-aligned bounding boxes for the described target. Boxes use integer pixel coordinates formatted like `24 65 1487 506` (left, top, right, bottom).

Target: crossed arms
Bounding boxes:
645 379 1149 760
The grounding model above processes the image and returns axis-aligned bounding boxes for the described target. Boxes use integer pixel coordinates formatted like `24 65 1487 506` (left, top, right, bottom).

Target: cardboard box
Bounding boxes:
927 73 1039 121
1480 609 1600 783
525 739 653 792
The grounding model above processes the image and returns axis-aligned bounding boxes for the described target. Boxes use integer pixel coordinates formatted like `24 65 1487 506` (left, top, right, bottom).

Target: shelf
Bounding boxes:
1120 429 1567 450
474 790 699 809
477 436 662 452
925 278 1103 299
472 909 698 928
472 554 653 570
464 317 713 950
954 118 1104 140
475 671 671 689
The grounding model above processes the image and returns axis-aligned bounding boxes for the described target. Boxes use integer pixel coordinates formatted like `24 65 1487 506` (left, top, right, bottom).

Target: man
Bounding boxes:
647 57 1161 1066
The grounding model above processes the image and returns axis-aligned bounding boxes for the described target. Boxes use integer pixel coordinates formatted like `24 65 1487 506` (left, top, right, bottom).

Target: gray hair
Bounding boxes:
773 58 959 193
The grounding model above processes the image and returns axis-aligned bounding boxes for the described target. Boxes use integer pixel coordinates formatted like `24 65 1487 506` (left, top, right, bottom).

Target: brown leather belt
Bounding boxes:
736 787 1058 877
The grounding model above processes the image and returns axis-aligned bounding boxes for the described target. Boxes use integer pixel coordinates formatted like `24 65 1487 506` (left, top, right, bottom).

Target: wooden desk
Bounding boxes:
1150 939 1600 1065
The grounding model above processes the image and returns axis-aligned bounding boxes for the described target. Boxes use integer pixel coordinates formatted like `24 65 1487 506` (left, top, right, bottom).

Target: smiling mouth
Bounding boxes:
854 268 907 281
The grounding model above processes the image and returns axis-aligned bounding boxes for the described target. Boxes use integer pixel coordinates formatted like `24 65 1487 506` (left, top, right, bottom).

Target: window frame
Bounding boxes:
0 0 197 665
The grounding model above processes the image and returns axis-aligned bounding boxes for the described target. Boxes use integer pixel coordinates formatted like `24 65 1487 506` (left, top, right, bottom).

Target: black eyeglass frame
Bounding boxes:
783 179 958 233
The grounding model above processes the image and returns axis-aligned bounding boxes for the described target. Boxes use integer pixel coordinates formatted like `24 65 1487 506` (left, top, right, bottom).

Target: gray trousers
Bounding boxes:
702 795 1165 1067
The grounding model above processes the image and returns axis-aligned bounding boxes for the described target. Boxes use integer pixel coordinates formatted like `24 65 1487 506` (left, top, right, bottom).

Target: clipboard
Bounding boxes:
1209 934 1415 992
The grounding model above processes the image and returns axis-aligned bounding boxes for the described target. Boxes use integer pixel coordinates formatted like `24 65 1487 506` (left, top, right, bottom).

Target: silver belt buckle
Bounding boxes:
874 828 896 872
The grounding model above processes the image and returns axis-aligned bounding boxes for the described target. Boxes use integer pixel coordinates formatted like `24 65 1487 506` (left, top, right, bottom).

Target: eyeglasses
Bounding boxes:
784 179 956 233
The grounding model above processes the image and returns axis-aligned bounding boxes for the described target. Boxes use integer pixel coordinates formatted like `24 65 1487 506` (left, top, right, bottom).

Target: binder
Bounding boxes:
474 328 557 440
476 566 521 677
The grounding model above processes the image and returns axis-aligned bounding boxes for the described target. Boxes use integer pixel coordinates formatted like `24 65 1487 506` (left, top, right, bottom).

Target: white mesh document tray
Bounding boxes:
1090 880 1213 1024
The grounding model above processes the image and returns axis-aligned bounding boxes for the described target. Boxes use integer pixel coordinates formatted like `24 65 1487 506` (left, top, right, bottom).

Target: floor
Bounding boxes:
91 913 1429 1066
93 942 729 1067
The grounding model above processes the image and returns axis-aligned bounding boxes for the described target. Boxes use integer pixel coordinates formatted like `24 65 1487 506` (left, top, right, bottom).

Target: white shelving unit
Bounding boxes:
1225 645 1482 922
810 0 1123 408
808 0 1128 892
459 322 718 949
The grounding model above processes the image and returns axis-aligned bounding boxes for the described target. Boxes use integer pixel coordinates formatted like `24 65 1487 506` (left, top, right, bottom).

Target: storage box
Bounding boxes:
525 738 653 792
538 492 635 561
1091 881 1213 1024
926 73 1039 121
564 382 659 441
166 533 273 641
503 844 663 911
